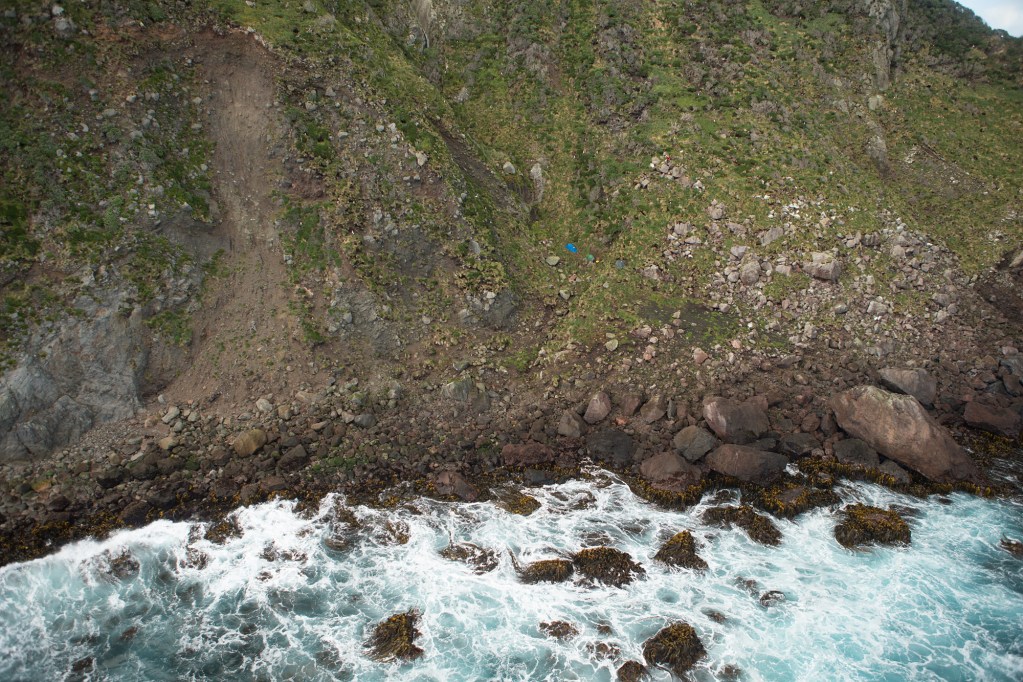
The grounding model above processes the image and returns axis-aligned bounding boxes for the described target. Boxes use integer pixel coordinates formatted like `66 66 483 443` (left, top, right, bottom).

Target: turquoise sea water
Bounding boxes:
1 469 1021 681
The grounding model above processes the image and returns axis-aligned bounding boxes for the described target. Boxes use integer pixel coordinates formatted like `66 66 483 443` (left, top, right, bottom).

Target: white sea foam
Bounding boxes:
1 471 1021 681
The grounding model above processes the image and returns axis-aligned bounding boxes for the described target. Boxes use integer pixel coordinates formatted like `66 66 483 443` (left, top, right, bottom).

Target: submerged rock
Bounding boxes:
572 546 645 587
759 590 786 607
440 541 499 573
702 505 782 546
366 609 424 662
653 531 708 570
539 620 579 640
831 385 982 483
834 503 911 548
642 621 706 676
1000 538 1023 557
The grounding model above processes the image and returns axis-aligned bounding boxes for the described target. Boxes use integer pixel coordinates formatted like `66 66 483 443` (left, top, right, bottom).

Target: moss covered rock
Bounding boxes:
497 490 542 516
702 505 782 545
653 531 708 570
366 609 424 662
747 482 841 519
572 546 645 587
616 660 648 682
515 557 574 584
642 621 706 676
539 620 579 640
834 504 911 548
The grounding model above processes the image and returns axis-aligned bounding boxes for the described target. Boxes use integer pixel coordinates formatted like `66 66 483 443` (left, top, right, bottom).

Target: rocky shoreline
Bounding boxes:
2 340 1020 568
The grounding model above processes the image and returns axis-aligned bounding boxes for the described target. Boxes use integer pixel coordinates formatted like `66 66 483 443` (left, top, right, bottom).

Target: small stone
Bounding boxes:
162 406 180 424
605 338 619 352
256 398 273 412
546 256 561 266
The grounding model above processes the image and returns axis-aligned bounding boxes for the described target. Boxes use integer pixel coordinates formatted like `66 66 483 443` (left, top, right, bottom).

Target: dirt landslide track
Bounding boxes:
161 31 324 412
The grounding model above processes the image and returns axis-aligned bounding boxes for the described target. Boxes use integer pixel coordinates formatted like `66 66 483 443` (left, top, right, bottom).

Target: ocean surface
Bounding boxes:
1 468 1022 681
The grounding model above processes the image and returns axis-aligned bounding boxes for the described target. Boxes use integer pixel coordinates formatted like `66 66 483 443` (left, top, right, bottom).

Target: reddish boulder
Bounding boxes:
502 442 557 467
705 444 788 484
703 397 770 444
964 401 1021 439
831 386 982 483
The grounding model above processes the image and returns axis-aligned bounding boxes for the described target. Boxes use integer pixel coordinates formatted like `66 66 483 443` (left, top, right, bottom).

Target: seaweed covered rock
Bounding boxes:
702 505 782 545
705 444 788 484
642 622 706 676
496 489 542 515
513 556 574 584
366 609 424 662
205 515 244 544
653 531 708 570
746 482 841 519
831 386 982 483
572 546 645 587
834 504 911 548
539 620 579 640
439 541 499 573
617 660 648 682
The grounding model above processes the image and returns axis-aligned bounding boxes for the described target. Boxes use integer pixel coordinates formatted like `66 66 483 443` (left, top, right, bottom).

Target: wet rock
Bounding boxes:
95 467 124 489
90 548 140 581
833 438 880 468
1000 538 1023 557
831 386 982 483
584 392 612 424
642 622 706 677
639 395 668 424
879 368 937 407
639 452 700 484
672 426 719 463
366 609 424 662
759 590 786 607
204 515 243 544
963 402 1021 439
558 410 585 438
502 442 556 467
232 429 267 457
617 660 648 682
654 531 707 570
777 432 818 458
703 609 728 623
705 444 788 484
703 396 770 444
496 489 541 515
572 546 645 587
879 459 912 484
834 504 911 548
702 505 782 545
513 556 574 584
440 541 499 573
434 470 479 501
586 429 636 467
539 620 579 640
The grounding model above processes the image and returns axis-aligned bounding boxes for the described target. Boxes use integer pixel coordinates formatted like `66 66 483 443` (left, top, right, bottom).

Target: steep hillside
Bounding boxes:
0 0 1021 559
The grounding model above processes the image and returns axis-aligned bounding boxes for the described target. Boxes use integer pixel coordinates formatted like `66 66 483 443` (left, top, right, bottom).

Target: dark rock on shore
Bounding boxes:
831 386 982 483
639 452 701 486
366 609 424 662
833 438 880 468
777 433 818 458
705 444 787 484
586 429 636 466
539 620 579 640
653 531 708 570
879 367 937 407
584 392 612 424
433 470 479 501
513 556 574 584
572 546 645 587
502 442 556 467
834 504 911 548
440 541 499 573
963 401 1022 439
642 622 706 677
557 410 585 438
703 396 769 444
746 482 840 519
702 505 782 545
672 426 718 462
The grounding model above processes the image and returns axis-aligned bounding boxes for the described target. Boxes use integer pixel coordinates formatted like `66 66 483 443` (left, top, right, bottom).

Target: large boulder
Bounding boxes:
672 426 719 462
502 442 556 467
705 444 788 484
584 392 612 424
878 367 937 407
232 429 267 457
702 397 769 444
640 452 699 483
586 429 636 466
831 386 982 483
557 410 585 438
963 401 1022 439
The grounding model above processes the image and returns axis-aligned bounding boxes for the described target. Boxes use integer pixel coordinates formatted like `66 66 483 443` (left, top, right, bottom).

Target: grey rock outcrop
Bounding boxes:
0 291 148 460
702 396 769 444
831 385 982 483
878 367 937 407
672 426 719 463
